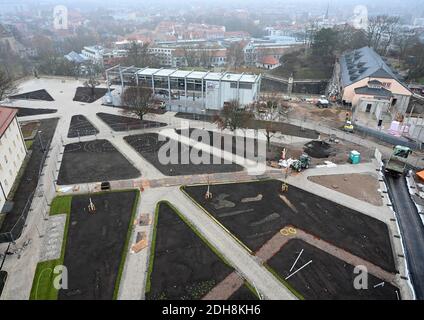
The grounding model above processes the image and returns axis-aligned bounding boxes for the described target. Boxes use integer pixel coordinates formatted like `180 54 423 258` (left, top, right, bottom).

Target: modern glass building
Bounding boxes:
106 66 261 111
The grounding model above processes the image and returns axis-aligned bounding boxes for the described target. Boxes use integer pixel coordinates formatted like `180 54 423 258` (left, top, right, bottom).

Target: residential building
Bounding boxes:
256 55 281 70
0 107 26 213
336 46 412 123
80 45 128 67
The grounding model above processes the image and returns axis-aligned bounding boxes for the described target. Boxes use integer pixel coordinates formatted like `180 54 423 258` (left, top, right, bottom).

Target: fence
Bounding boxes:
354 124 420 150
0 133 63 244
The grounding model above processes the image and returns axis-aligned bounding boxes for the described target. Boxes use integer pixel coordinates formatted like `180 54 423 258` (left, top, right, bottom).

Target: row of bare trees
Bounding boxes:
0 68 17 101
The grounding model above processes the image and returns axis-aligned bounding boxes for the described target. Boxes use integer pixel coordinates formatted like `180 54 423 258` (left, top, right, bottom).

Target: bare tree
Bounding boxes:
181 46 199 67
227 42 245 69
121 86 154 120
84 75 100 97
214 100 253 132
394 31 417 62
124 41 159 67
0 68 17 101
367 15 400 54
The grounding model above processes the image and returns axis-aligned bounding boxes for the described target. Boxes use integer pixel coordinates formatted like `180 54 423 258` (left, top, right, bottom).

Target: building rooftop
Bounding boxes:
354 85 393 98
340 46 402 88
136 67 259 83
0 106 17 138
259 55 280 65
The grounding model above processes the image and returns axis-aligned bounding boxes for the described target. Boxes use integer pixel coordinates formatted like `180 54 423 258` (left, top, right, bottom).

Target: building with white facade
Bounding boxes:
0 107 27 213
106 66 261 112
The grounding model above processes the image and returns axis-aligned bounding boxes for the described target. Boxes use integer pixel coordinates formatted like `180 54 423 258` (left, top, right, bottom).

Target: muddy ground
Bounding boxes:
73 87 109 103
67 115 99 138
308 173 383 206
146 202 233 300
10 89 54 101
97 113 166 132
124 133 243 176
57 140 140 185
59 191 137 300
183 180 396 273
268 239 399 300
16 107 57 117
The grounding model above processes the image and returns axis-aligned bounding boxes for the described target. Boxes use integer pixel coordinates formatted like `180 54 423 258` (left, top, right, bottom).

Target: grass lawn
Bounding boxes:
25 140 34 150
29 190 139 300
29 196 72 300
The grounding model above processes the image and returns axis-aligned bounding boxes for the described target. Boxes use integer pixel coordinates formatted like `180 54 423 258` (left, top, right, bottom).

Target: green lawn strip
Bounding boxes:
30 190 138 300
263 264 304 300
145 200 234 296
29 196 72 300
244 281 260 299
113 190 140 299
25 140 34 150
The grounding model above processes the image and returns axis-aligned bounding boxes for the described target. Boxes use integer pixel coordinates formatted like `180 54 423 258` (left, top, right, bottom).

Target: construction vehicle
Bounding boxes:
343 120 354 133
384 145 412 176
290 154 311 172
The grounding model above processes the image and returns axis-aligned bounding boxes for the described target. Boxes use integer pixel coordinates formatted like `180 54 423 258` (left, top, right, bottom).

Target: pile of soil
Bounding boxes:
10 89 54 101
303 140 335 158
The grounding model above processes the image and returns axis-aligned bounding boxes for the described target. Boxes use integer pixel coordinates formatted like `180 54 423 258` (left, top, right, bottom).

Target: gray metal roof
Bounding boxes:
354 85 392 97
340 46 399 87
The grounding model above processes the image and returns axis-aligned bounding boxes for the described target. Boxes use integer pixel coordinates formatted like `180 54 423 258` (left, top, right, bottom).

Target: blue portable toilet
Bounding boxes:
349 150 361 164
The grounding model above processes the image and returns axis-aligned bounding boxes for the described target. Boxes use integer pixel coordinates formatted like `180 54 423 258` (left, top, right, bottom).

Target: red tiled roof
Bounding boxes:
260 55 279 65
0 106 17 138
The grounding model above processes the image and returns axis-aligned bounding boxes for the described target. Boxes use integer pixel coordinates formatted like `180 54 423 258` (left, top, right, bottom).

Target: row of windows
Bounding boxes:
0 121 25 192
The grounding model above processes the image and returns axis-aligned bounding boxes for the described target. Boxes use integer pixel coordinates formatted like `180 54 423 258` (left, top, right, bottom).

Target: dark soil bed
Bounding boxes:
97 112 166 131
228 284 258 300
0 271 7 296
146 202 233 300
175 112 216 123
252 120 319 140
73 87 109 103
174 113 319 140
0 118 59 243
10 89 54 101
268 239 399 300
124 133 243 176
67 115 99 138
183 180 396 273
16 107 57 117
57 140 140 185
303 140 336 158
59 191 137 300
175 128 281 161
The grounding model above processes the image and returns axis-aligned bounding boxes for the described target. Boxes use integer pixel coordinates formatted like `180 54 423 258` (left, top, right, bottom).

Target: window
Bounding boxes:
366 104 372 113
4 180 8 188
4 155 7 164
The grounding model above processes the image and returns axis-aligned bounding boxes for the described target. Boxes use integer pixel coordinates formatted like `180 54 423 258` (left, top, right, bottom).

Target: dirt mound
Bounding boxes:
303 140 335 158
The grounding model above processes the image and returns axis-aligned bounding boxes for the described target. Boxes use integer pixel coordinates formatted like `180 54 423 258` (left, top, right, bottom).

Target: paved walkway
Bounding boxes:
0 77 414 300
